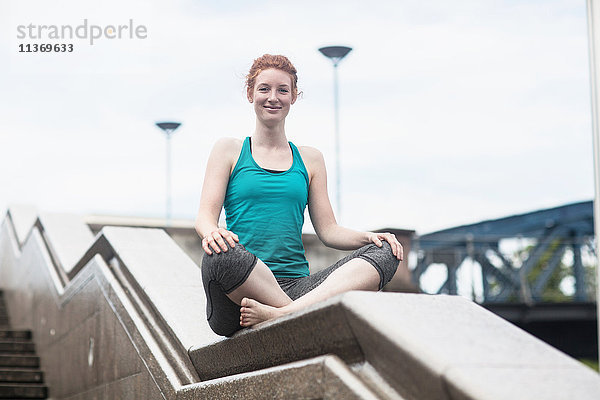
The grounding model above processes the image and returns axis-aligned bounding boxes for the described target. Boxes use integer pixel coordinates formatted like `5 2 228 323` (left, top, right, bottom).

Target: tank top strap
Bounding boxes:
230 137 252 179
289 141 309 186
239 136 252 163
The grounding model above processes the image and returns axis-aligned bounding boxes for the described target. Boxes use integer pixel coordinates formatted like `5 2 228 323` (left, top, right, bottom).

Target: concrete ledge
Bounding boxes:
341 292 594 399
190 291 600 400
36 213 94 277
178 355 378 400
95 226 218 350
0 209 214 398
189 296 363 381
444 365 600 400
6 205 37 247
4 206 600 400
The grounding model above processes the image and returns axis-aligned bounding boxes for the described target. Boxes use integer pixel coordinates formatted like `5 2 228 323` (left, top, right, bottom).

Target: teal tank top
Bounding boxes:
224 136 310 278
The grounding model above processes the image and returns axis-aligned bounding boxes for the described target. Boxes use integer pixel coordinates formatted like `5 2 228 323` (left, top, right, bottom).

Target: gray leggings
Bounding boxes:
201 241 399 336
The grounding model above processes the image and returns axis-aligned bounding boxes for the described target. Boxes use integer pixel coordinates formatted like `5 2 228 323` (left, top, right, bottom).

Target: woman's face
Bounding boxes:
248 68 296 125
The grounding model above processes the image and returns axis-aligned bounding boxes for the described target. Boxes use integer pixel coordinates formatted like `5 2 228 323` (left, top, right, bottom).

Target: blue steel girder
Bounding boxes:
488 247 520 275
531 243 568 301
417 201 593 251
520 225 567 276
476 252 520 288
419 248 466 295
412 252 432 284
413 201 595 303
573 239 587 301
477 254 515 302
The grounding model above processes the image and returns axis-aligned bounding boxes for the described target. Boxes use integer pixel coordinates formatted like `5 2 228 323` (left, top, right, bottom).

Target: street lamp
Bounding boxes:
155 121 181 227
319 45 352 221
585 0 600 367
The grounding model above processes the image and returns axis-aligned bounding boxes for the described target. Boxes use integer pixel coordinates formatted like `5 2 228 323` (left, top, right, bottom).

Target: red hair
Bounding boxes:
246 54 299 99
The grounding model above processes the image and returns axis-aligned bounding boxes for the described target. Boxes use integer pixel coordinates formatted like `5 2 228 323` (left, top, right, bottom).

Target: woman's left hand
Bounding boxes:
367 232 403 261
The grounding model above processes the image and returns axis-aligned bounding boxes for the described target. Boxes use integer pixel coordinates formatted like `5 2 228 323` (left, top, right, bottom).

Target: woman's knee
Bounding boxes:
202 242 257 293
359 241 400 289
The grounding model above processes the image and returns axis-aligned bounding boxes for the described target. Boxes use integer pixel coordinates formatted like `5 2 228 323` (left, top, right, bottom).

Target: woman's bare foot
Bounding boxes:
240 297 286 327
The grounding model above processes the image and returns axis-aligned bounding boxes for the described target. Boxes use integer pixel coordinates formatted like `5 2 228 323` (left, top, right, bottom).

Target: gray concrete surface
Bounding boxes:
2 207 600 400
2 209 382 399
37 212 95 276
6 204 37 246
0 209 207 399
99 226 219 350
190 291 600 400
0 218 169 399
189 296 363 380
178 355 380 400
444 365 600 400
342 292 600 399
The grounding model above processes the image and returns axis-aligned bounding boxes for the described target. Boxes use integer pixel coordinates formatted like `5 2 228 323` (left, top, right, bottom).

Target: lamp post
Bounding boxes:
319 45 352 221
585 0 600 367
155 121 181 227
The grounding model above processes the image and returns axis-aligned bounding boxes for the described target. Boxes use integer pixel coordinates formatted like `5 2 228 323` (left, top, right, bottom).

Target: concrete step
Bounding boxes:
0 342 35 353
182 354 380 399
0 355 39 369
0 369 43 384
0 383 47 399
0 331 31 340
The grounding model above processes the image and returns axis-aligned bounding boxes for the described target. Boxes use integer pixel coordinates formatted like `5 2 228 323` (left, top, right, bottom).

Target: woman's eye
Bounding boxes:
258 87 268 92
279 88 289 93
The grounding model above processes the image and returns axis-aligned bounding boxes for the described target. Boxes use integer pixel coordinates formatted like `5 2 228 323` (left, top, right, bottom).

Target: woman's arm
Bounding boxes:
195 138 241 255
302 146 403 260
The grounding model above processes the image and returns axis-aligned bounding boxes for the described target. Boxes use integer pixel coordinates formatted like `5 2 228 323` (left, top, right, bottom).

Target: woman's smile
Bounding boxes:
248 68 296 125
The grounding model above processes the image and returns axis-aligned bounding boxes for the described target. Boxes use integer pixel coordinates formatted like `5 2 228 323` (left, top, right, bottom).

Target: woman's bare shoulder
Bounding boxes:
212 137 244 159
298 145 325 164
297 145 326 181
214 137 243 151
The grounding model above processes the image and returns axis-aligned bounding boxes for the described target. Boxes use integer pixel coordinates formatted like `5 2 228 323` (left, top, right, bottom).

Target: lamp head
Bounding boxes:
156 122 181 135
319 46 352 66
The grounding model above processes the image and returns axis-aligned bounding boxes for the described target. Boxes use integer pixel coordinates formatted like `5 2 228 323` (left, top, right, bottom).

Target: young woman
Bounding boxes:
195 54 403 336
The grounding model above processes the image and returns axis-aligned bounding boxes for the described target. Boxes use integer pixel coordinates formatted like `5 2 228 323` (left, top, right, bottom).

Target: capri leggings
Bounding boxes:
201 241 399 336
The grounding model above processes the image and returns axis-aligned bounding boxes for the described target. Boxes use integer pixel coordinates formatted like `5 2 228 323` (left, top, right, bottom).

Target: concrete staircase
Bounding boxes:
0 291 47 399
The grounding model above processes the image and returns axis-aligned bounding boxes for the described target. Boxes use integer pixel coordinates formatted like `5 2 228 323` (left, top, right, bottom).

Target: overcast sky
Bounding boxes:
0 0 594 235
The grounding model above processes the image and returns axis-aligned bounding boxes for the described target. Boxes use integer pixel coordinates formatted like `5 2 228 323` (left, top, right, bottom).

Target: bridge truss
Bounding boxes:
413 201 596 304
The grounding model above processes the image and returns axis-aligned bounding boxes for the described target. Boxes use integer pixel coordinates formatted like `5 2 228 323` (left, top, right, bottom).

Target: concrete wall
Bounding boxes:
2 207 600 399
0 214 186 398
1 208 386 399
88 216 418 293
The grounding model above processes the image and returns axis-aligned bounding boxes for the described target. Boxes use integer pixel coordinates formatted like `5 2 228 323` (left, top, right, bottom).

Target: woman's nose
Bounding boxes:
268 89 278 101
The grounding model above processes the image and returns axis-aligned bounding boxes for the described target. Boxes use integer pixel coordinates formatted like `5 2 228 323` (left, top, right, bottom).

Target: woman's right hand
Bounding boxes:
202 228 239 255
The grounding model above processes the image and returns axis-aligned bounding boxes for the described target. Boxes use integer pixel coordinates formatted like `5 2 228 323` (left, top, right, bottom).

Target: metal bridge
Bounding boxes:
412 201 597 360
413 200 595 303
